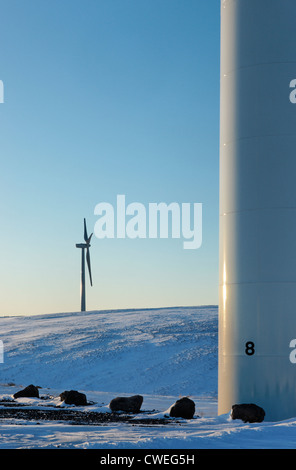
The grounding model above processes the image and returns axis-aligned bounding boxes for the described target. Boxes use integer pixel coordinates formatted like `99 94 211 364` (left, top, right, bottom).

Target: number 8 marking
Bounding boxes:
245 341 255 356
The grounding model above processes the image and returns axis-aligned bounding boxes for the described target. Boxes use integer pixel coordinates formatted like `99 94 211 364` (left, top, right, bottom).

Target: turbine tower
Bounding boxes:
76 218 93 312
219 0 296 421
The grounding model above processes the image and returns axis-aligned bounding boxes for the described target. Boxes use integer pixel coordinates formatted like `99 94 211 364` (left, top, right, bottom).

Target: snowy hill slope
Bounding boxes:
1 306 296 449
0 306 218 397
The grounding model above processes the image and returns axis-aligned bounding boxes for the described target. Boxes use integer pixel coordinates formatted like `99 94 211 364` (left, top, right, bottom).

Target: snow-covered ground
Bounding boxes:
0 306 295 449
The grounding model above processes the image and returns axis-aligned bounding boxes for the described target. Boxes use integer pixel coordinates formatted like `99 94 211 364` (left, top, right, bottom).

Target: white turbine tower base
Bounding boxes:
219 0 296 421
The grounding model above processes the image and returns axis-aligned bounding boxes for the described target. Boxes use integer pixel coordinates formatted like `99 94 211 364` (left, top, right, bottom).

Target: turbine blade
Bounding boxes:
84 218 88 242
86 246 93 286
84 218 93 244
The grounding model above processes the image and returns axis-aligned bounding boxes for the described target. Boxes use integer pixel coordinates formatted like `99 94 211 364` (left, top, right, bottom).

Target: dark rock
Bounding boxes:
169 396 195 419
13 384 40 399
231 403 265 423
59 390 87 406
109 395 143 413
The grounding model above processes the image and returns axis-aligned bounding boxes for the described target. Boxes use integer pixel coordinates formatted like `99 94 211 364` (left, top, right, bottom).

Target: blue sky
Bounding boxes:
0 0 220 315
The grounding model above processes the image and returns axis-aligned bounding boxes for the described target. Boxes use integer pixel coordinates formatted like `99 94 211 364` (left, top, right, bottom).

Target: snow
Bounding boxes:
0 305 294 449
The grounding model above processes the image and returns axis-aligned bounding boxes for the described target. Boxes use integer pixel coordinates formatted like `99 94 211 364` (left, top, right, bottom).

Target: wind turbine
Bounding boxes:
76 218 93 312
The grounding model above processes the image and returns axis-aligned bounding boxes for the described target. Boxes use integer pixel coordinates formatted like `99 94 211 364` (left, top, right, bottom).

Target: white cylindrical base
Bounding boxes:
219 0 296 421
